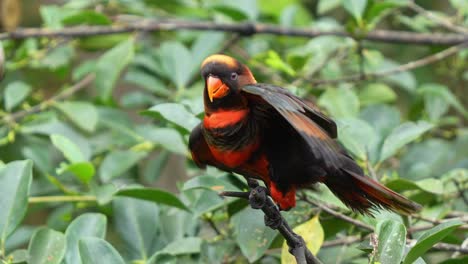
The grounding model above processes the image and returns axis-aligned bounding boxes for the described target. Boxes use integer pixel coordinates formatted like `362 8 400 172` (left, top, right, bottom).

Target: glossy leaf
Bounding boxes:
373 219 406 264
158 41 193 89
50 134 86 163
359 83 396 106
62 162 95 184
318 86 360 118
4 81 31 111
337 118 378 160
28 227 66 264
281 215 324 264
342 0 367 22
145 103 200 132
231 207 277 262
99 150 147 182
136 126 187 155
379 121 433 162
113 197 159 260
95 38 134 101
0 160 33 242
116 187 188 211
64 213 107 264
403 220 463 264
79 237 125 264
55 101 98 133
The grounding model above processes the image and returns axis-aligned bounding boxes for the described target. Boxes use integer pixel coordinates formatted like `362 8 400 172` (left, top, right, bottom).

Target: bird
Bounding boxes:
189 54 421 215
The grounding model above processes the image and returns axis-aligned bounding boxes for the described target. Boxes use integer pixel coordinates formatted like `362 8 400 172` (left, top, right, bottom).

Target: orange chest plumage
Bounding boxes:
202 109 264 170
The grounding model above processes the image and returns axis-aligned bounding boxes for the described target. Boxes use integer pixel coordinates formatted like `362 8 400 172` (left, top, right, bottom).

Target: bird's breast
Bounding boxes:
202 108 260 168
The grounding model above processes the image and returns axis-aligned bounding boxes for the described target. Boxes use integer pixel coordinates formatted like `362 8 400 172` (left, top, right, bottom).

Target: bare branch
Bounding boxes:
2 74 95 124
310 41 468 86
408 2 468 34
299 194 374 232
0 20 467 45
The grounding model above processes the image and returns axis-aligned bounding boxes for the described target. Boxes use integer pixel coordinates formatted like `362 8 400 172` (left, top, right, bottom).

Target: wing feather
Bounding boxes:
242 83 342 169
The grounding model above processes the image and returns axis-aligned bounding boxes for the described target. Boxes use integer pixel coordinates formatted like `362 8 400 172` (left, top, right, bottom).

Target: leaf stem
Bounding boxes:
28 195 97 204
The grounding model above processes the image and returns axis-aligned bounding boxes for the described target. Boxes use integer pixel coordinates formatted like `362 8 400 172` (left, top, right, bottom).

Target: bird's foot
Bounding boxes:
249 185 267 209
264 205 282 229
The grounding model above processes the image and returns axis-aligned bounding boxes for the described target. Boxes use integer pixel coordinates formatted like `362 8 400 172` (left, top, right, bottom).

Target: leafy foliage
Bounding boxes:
0 1 467 264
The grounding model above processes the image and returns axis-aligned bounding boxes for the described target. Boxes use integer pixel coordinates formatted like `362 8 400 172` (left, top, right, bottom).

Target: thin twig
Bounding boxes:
2 74 95 124
300 194 374 232
311 41 468 85
322 235 364 248
408 2 468 34
28 195 97 204
1 20 467 45
221 180 322 264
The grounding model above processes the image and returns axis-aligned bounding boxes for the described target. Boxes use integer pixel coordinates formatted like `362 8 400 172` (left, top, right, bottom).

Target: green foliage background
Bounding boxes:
0 0 467 263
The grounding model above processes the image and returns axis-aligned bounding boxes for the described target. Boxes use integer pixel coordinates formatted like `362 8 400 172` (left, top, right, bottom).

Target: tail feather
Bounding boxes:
325 168 422 215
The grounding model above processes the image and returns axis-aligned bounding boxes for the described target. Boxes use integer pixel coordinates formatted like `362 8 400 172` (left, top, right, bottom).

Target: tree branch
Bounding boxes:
310 41 468 86
221 180 323 264
2 74 95 125
408 2 468 34
0 20 467 45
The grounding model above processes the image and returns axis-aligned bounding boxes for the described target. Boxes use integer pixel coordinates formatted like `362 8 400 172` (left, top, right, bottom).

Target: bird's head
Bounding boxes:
200 54 256 110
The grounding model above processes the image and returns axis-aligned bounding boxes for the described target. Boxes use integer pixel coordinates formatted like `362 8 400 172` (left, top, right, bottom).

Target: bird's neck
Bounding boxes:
203 108 250 129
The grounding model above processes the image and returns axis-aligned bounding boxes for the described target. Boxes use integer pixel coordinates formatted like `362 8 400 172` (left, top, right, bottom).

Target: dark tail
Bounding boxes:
325 167 422 215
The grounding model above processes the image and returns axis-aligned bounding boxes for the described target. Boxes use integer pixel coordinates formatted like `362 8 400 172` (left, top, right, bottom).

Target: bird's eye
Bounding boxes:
230 72 238 80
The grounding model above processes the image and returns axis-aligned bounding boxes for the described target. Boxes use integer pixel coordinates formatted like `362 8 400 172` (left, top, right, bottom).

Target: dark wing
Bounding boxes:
241 83 342 169
188 123 214 169
188 123 231 171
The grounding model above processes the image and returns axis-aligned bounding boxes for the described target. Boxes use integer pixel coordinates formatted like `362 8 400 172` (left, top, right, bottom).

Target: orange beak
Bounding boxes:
207 76 229 102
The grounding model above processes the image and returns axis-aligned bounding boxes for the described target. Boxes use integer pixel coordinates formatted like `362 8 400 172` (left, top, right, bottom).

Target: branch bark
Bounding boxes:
1 20 467 45
221 180 323 264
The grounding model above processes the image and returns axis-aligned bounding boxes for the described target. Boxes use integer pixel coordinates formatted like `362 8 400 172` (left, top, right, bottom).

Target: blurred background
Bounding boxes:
0 0 467 264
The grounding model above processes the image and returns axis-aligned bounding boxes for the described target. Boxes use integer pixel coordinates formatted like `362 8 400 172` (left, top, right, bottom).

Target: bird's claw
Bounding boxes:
264 208 282 229
249 185 267 209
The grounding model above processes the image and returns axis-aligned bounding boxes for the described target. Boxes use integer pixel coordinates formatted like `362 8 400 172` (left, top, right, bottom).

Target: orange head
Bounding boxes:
200 54 256 109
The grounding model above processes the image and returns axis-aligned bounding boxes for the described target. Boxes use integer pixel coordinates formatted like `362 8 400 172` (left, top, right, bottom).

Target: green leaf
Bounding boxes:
360 104 401 139
158 237 202 256
64 213 107 264
62 10 111 25
95 38 134 101
4 81 31 111
28 227 66 264
318 0 341 14
78 238 125 264
99 150 146 182
158 41 193 89
342 0 368 22
55 101 98 133
61 162 95 184
145 103 200 132
359 83 396 106
265 50 296 76
419 83 468 120
124 69 170 97
281 215 324 264
191 32 225 73
231 207 277 262
403 220 463 264
374 220 406 264
50 134 86 163
113 197 159 260
337 118 378 160
137 126 187 155
39 45 74 69
318 86 360 118
386 178 444 195
0 160 33 243
116 187 188 211
183 175 241 192
379 121 433 162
